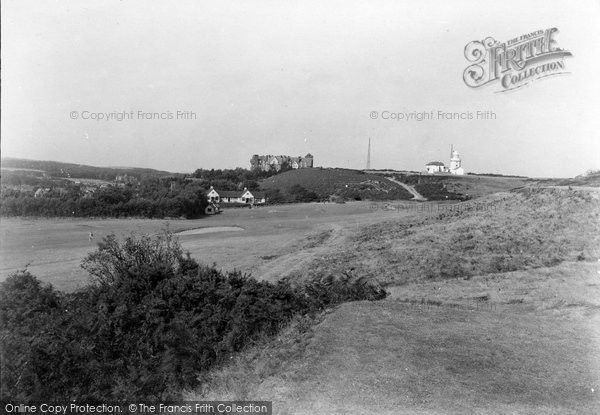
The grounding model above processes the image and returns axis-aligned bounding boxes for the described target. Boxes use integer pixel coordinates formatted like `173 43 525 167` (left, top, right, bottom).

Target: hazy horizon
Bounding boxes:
2 0 599 177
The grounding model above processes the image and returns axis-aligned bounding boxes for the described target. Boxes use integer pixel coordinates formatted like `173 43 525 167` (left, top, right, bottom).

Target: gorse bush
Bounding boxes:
390 173 468 201
300 272 387 308
263 185 321 204
0 271 63 400
0 232 386 400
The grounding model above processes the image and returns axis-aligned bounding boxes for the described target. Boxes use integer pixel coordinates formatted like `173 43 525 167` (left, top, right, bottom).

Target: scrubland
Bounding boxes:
2 186 599 413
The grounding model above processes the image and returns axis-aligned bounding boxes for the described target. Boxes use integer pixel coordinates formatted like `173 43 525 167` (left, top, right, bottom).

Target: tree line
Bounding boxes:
1 177 208 218
1 166 326 218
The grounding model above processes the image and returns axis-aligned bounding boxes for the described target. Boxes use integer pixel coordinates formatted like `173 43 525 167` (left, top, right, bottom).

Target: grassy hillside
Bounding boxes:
386 172 531 199
260 168 413 200
195 294 599 414
556 171 600 187
1 157 174 181
300 188 600 286
524 171 600 188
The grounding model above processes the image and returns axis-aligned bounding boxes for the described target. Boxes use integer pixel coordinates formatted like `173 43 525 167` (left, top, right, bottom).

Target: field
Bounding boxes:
2 185 600 413
0 201 418 291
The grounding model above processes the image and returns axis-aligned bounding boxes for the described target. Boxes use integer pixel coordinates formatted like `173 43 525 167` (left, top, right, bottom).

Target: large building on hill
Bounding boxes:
425 146 464 175
250 154 314 172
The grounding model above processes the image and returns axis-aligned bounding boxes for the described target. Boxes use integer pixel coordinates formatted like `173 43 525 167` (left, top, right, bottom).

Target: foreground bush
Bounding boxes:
300 272 387 307
0 232 386 400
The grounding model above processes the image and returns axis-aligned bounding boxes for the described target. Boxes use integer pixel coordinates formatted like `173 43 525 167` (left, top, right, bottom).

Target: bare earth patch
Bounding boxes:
175 226 245 235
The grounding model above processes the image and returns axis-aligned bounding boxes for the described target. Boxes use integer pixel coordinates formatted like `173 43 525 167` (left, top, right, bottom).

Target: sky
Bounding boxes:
2 0 600 177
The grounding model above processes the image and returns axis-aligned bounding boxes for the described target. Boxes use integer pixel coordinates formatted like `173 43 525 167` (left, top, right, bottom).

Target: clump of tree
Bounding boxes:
264 185 320 203
0 232 386 400
0 177 208 218
190 166 290 193
285 184 320 203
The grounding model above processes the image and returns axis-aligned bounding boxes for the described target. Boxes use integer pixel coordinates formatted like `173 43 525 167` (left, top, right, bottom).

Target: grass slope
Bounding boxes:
301 189 600 286
1 157 174 179
387 173 531 199
260 168 413 200
425 174 531 199
193 264 600 414
256 299 599 414
557 171 600 187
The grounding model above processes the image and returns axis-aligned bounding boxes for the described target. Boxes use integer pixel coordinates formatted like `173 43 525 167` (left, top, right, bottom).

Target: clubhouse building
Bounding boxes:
206 186 266 205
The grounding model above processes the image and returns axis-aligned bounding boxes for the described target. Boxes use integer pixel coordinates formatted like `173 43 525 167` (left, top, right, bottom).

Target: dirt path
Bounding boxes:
256 223 347 282
386 176 427 201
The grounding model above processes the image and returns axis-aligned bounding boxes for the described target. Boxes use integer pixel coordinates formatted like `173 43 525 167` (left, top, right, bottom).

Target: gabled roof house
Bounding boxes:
207 186 266 204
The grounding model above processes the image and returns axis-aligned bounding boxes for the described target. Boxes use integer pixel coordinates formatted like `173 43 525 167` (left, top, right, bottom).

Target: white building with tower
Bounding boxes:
425 145 464 175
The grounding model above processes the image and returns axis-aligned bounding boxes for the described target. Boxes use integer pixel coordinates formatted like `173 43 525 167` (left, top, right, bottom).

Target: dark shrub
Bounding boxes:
1 232 385 401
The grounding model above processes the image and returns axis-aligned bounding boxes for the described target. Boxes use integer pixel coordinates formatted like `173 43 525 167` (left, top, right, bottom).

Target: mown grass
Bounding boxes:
192 297 600 415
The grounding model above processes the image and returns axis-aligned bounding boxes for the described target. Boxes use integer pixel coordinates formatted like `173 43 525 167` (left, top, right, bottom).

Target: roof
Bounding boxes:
241 189 266 198
216 190 242 198
426 161 445 166
208 189 266 199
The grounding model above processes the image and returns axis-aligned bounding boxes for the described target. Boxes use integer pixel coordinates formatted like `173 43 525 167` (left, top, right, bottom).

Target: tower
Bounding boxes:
366 138 371 170
449 144 464 175
304 153 314 168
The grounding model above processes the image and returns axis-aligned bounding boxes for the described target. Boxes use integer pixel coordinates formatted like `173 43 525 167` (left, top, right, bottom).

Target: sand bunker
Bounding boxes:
176 226 244 236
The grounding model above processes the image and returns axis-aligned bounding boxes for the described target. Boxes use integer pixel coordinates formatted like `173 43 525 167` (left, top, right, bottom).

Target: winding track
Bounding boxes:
386 176 427 201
